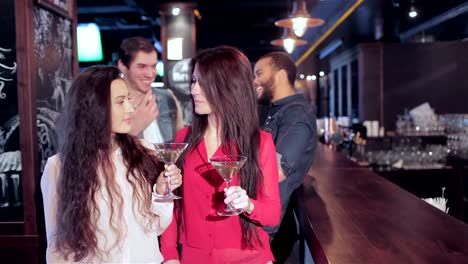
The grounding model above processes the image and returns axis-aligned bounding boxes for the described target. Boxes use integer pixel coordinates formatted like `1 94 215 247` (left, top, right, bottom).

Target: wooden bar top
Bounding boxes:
296 143 468 264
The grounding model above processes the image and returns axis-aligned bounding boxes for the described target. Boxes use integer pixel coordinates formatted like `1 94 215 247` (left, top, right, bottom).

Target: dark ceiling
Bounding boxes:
77 0 468 64
77 0 295 63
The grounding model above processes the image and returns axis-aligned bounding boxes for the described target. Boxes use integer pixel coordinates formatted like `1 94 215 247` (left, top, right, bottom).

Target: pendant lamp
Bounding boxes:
275 0 324 37
271 28 307 54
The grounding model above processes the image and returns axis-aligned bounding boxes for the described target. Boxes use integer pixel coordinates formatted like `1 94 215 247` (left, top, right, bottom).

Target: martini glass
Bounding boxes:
153 143 188 202
209 155 247 216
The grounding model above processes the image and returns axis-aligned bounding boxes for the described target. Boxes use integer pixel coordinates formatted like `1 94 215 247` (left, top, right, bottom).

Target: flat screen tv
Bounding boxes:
77 23 103 62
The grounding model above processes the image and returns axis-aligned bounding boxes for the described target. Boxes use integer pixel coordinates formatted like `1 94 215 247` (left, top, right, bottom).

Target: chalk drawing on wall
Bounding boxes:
34 7 73 172
0 0 23 218
0 47 17 99
0 115 22 208
0 44 21 209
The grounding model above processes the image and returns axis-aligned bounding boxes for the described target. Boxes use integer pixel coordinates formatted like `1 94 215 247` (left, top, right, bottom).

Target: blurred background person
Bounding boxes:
118 37 183 143
254 51 317 263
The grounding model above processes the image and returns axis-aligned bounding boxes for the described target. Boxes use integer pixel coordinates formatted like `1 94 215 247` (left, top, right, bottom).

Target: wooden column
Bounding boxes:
0 0 78 262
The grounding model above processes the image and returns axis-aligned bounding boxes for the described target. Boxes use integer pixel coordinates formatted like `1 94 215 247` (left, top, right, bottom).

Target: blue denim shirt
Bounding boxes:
154 88 179 142
138 88 179 143
262 94 317 234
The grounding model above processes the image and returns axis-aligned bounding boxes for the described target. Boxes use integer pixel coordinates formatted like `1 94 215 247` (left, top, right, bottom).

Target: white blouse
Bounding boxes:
41 146 173 263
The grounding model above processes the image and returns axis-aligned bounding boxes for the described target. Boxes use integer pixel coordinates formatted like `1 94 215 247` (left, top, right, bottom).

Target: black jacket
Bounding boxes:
261 94 317 234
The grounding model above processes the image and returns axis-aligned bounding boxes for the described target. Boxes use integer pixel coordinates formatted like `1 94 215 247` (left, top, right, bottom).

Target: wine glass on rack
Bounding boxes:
209 155 247 216
153 143 188 202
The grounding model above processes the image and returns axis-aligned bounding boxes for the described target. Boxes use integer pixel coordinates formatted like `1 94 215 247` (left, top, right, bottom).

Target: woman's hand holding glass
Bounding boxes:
224 186 254 215
153 164 182 196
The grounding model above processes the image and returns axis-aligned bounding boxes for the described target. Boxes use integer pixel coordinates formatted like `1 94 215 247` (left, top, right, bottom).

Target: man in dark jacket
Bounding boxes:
254 51 317 262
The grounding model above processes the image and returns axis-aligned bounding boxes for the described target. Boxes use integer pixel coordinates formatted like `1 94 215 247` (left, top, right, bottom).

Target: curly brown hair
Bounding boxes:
55 65 163 261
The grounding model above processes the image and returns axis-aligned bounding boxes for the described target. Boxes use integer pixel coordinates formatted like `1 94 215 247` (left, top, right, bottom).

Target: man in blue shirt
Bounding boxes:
254 52 317 262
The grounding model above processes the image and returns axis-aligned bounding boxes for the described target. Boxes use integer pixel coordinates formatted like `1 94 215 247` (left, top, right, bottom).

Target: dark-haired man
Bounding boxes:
254 51 317 262
117 37 182 142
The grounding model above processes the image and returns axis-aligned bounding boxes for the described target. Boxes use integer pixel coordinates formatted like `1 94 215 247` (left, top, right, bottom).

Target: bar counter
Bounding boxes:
295 143 468 263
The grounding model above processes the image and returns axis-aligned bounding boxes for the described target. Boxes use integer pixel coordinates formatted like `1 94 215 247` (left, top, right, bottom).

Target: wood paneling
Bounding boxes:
358 41 468 130
15 0 40 237
1 0 77 262
382 41 468 130
359 42 383 122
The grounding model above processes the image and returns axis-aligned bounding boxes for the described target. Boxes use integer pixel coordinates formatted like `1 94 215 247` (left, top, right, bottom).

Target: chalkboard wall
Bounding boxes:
0 0 23 221
33 7 73 173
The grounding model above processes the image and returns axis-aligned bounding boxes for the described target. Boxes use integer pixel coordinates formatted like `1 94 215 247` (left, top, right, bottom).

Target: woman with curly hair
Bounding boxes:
41 65 182 263
161 46 280 263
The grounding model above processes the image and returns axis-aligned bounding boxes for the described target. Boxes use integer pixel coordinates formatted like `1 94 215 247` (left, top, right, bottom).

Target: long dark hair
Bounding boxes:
185 46 263 249
55 65 163 261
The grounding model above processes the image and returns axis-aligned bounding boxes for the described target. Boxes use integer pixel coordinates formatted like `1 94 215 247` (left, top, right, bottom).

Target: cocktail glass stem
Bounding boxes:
166 163 173 195
225 180 236 210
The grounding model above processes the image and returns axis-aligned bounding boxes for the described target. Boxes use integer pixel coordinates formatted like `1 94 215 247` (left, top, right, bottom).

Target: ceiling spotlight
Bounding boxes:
193 9 202 20
283 38 296 54
319 71 325 77
275 0 324 37
271 28 307 54
299 74 305 79
172 7 181 16
408 5 417 18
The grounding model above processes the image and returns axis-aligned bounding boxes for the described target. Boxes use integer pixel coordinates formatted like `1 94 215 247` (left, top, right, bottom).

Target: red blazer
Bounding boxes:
160 127 281 263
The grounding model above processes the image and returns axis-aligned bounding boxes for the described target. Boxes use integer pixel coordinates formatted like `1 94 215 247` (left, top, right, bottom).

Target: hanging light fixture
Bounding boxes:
408 0 418 18
275 0 324 37
271 28 307 54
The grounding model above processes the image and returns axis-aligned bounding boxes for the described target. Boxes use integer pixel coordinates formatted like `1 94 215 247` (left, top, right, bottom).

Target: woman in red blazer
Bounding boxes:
161 46 281 264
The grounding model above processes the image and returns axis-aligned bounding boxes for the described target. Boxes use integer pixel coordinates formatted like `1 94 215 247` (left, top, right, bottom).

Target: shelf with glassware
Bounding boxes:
317 112 468 172
334 113 468 222
344 112 468 170
349 134 449 170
